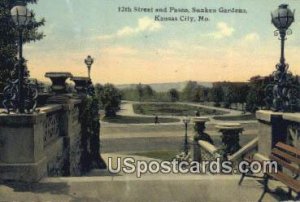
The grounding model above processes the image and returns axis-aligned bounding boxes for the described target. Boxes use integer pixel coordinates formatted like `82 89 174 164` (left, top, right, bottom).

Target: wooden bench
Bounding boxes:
239 142 300 201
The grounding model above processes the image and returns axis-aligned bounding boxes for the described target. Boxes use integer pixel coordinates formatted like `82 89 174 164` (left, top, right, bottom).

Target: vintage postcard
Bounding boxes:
0 0 299 201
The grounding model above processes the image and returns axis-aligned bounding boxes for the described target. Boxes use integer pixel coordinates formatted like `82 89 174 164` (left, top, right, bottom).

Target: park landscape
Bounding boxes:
0 0 300 202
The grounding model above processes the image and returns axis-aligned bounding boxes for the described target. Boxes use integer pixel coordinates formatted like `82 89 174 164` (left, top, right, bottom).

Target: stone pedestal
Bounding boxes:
256 110 288 157
216 123 243 157
191 117 210 162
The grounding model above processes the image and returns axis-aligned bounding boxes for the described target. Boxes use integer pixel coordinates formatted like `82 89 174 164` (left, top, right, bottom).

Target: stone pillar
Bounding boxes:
62 99 82 176
191 117 210 162
256 110 288 157
216 123 243 158
0 113 48 182
45 72 83 176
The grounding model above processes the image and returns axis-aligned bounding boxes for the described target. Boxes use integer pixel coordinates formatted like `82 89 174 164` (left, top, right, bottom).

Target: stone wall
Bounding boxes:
283 113 300 149
256 110 300 157
0 99 85 182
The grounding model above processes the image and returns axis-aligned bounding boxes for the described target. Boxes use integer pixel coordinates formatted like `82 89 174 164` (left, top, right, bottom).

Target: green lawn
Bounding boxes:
102 115 180 124
133 103 226 116
131 150 180 161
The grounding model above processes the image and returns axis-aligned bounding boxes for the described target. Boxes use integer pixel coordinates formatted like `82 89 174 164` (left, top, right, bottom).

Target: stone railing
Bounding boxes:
256 110 300 157
198 140 221 161
0 72 103 182
0 99 83 181
228 137 258 162
283 113 300 149
42 105 64 147
192 120 259 170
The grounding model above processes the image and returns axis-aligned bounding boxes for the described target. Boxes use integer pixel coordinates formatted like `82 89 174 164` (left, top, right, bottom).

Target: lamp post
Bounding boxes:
84 55 94 79
3 2 35 113
271 4 294 66
266 4 299 112
182 116 191 155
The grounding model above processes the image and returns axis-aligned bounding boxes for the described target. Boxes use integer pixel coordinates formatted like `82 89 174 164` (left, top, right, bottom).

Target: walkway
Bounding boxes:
0 175 278 202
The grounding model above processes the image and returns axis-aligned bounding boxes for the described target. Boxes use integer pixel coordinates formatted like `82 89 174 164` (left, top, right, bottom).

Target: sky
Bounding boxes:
25 0 300 84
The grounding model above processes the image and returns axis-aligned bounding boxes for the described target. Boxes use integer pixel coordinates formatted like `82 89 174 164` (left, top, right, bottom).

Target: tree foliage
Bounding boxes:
245 75 271 112
209 85 224 106
79 95 106 173
97 83 121 117
168 88 179 102
0 0 45 91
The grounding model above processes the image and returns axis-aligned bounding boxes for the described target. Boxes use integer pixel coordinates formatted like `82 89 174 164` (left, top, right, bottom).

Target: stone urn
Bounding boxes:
71 76 91 96
216 123 244 157
45 72 73 94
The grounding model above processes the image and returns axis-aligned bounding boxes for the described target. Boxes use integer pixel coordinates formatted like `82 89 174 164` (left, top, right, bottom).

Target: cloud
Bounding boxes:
97 17 162 40
234 32 260 49
209 22 234 39
102 46 138 56
243 33 260 42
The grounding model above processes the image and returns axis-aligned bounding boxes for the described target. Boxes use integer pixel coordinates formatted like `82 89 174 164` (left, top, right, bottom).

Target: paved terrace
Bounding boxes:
0 152 293 202
0 174 283 202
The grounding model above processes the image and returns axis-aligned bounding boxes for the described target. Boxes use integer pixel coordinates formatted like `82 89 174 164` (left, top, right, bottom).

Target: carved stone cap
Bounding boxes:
45 72 73 78
256 110 283 123
71 76 90 81
283 113 300 123
192 117 209 123
215 123 243 131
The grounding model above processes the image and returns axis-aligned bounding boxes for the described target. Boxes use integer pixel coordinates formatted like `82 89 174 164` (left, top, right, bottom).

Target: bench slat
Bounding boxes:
270 154 300 175
272 148 300 165
276 142 300 156
267 171 300 193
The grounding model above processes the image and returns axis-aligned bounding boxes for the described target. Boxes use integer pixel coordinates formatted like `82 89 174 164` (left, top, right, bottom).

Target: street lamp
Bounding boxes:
266 4 299 112
271 4 294 66
84 55 94 79
182 116 191 155
4 2 35 113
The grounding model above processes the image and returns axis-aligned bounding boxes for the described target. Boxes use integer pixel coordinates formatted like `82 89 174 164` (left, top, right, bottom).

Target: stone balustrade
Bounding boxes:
198 140 221 161
256 110 300 157
0 71 102 182
0 99 83 181
228 137 258 162
283 113 300 149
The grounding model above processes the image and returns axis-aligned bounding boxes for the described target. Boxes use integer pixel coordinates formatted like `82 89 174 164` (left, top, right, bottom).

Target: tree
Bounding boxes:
0 0 45 91
209 85 224 107
182 81 198 101
169 88 179 102
245 88 259 113
99 84 121 117
245 75 274 113
94 83 104 108
223 84 239 108
143 85 154 98
236 84 250 111
136 83 144 101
